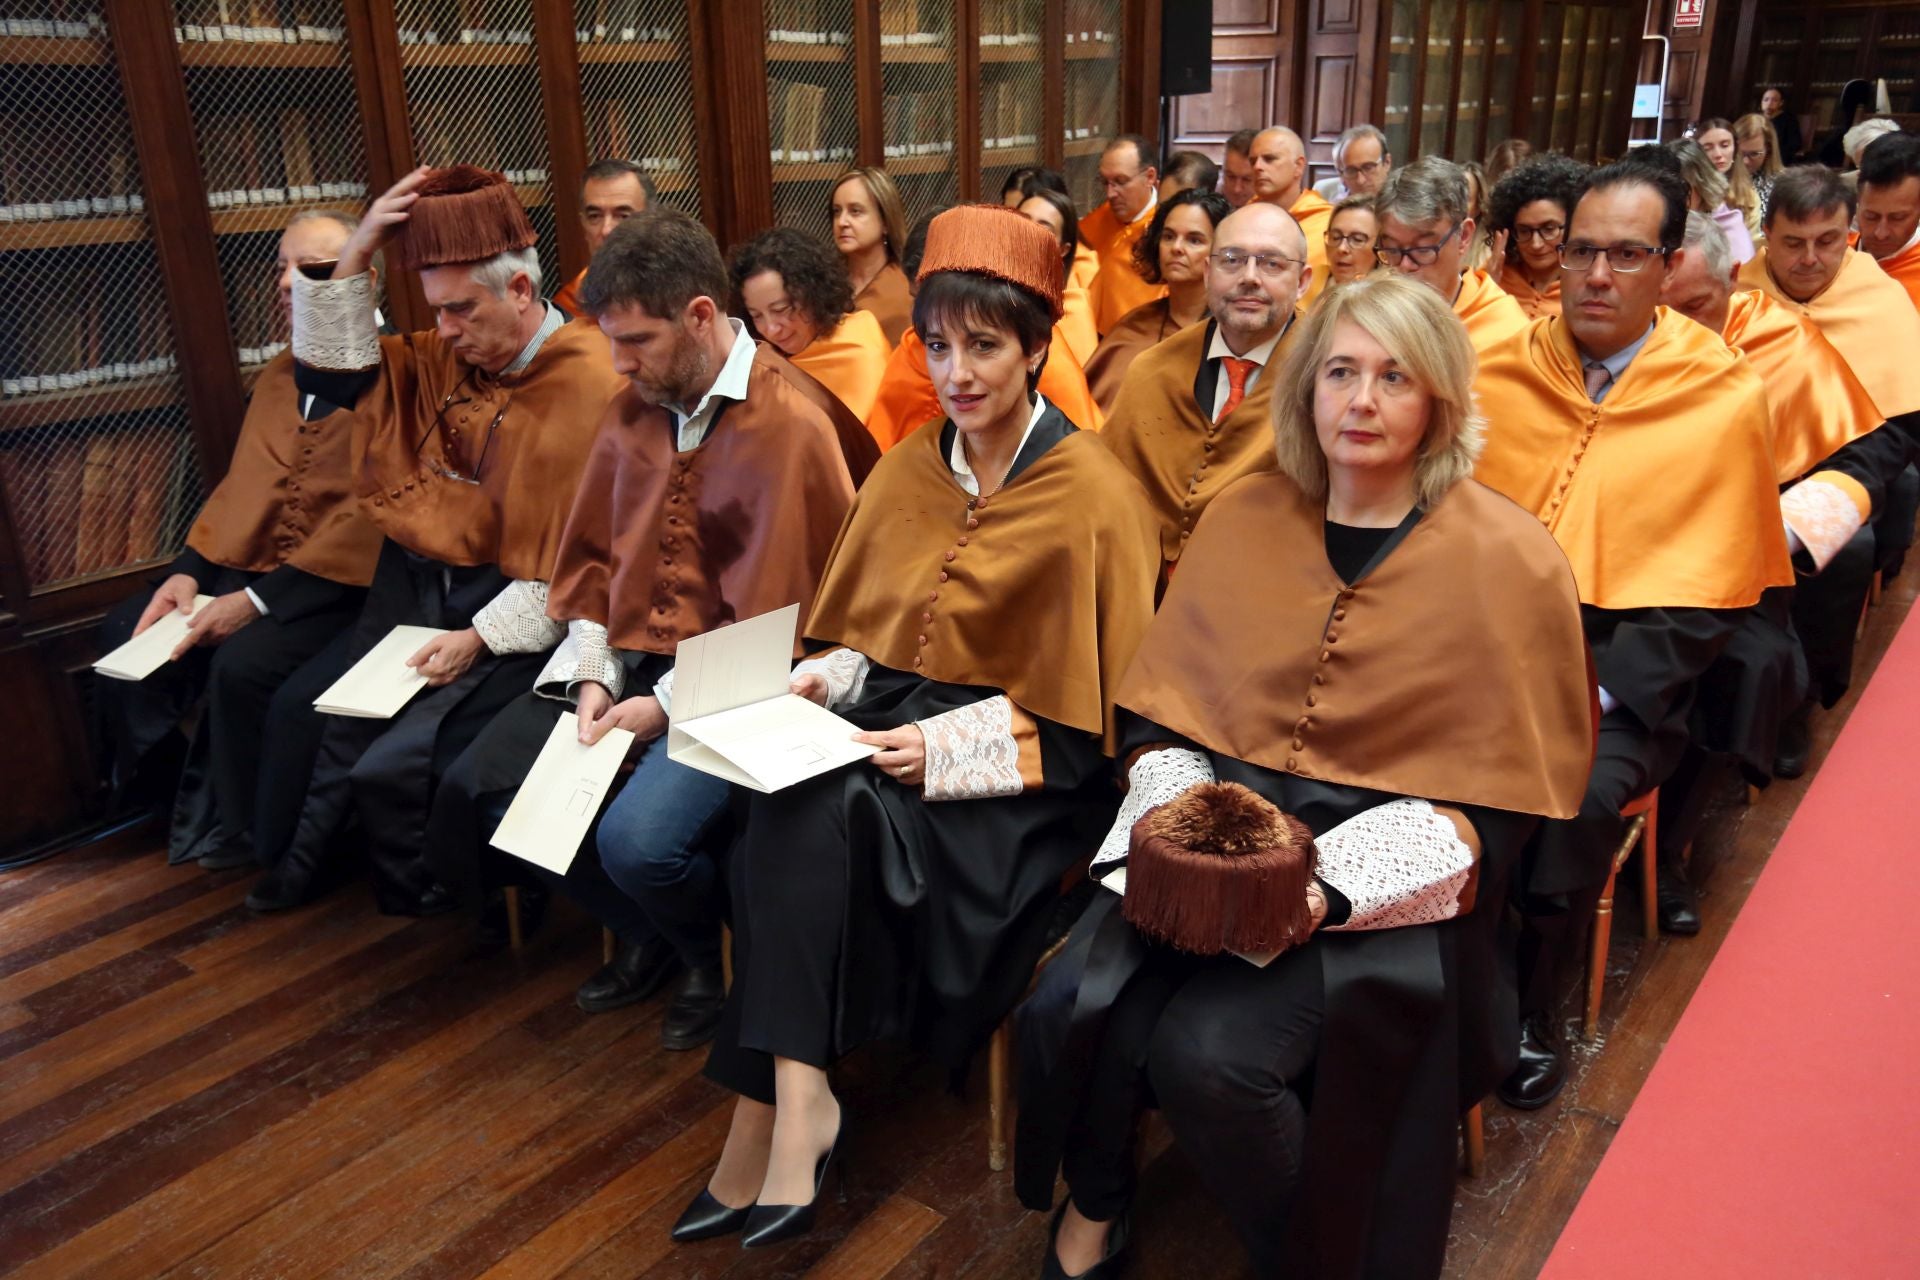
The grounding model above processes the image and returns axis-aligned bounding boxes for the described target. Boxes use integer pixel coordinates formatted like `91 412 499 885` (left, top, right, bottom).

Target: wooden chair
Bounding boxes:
1462 1103 1486 1177
987 930 1073 1171
1584 790 1658 1041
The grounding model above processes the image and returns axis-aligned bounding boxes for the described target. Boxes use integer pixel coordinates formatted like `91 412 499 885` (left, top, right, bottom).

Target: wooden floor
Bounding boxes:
4 572 1912 1280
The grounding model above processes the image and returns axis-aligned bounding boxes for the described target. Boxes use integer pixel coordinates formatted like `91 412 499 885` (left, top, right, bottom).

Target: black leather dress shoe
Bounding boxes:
575 937 681 1014
1040 1201 1131 1280
196 836 257 872
245 860 320 913
1496 1012 1566 1110
1656 866 1701 936
660 965 726 1051
1773 700 1814 779
669 1187 753 1243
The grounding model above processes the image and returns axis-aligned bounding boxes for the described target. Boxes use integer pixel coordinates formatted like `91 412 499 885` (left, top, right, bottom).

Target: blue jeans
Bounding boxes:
594 734 733 971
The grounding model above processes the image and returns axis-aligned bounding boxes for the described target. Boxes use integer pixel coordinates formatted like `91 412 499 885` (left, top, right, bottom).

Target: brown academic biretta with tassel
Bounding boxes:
390 165 538 271
1123 782 1319 955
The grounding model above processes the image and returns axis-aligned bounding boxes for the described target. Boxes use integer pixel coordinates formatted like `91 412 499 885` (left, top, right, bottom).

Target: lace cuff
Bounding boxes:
534 620 624 702
915 696 1041 802
1315 798 1476 931
653 666 676 715
792 646 871 710
1091 746 1216 874
1782 475 1868 573
472 579 566 655
291 272 379 372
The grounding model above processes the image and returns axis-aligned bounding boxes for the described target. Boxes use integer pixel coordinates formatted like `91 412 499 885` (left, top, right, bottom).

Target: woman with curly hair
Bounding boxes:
731 226 892 423
1082 188 1230 413
1487 153 1589 318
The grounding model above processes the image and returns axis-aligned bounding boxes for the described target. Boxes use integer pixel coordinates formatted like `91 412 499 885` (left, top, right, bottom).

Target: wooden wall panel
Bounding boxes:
1170 57 1280 150
1166 0 1300 162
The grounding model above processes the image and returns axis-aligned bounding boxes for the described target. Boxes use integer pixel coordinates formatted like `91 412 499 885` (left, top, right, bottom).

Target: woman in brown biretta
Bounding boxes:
1015 275 1595 1280
674 204 1160 1251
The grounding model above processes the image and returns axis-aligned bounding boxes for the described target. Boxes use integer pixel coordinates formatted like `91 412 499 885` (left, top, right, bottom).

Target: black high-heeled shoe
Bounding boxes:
669 1187 753 1243
1039 1198 1131 1279
739 1119 847 1249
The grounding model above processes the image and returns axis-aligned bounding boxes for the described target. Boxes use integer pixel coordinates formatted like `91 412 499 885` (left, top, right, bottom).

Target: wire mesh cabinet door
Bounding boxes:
1061 0 1123 215
572 0 704 225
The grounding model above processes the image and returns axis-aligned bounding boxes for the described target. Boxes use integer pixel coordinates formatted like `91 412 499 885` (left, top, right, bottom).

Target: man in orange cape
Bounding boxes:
1856 132 1920 316
1079 136 1168 335
1475 162 1791 1108
551 159 653 319
1249 126 1334 307
1372 156 1530 354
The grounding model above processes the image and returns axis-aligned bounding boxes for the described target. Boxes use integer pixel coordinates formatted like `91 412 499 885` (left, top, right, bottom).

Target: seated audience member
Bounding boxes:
1001 165 1069 207
829 167 913 346
1220 128 1258 209
1082 135 1169 334
1840 118 1901 189
1461 160 1495 273
96 211 382 867
1084 189 1229 412
1487 153 1589 317
1250 126 1334 305
1856 132 1920 313
1313 122 1391 202
673 205 1159 1250
1101 202 1313 574
1159 149 1220 202
1672 138 1754 264
553 159 654 318
1019 186 1099 364
731 227 892 423
1761 87 1803 165
1018 275 1592 1280
868 209 1105 448
1653 211 1904 925
1322 194 1380 287
1373 157 1530 354
1475 160 1792 1105
1735 113 1786 219
427 210 858 1043
1696 118 1763 240
1484 136 1534 187
250 166 624 915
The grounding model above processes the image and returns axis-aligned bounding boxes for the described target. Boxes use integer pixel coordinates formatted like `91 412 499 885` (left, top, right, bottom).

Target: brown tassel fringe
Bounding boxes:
1122 782 1319 956
394 165 539 271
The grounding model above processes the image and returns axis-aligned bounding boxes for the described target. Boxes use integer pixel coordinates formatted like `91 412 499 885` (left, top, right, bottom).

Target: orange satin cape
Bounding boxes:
805 420 1160 749
545 346 855 655
351 317 623 580
854 261 913 348
865 325 1104 450
1722 289 1884 493
1080 202 1168 335
1288 188 1335 308
1455 268 1530 353
1099 317 1294 563
789 308 892 423
1474 309 1792 611
1498 267 1563 320
551 267 587 320
187 352 382 586
1119 471 1592 819
1059 246 1102 364
1872 236 1920 315
1737 247 1920 421
1084 298 1178 415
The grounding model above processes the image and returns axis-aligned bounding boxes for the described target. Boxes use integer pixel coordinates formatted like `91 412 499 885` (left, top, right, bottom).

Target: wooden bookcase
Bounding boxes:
0 0 1157 854
1733 2 1920 153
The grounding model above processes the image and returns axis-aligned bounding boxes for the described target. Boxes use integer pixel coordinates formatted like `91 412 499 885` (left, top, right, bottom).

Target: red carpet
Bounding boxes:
1543 607 1920 1278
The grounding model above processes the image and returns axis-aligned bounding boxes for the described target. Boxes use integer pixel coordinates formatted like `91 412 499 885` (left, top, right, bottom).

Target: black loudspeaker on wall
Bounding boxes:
1161 0 1213 97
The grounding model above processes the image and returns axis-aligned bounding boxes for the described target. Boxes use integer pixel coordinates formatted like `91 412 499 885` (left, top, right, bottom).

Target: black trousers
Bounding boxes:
251 626 360 870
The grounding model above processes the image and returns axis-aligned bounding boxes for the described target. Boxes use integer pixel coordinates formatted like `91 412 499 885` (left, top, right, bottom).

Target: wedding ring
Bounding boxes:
897 765 911 778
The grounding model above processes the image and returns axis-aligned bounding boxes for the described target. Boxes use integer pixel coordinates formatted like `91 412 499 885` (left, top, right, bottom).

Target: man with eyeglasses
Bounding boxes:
1248 126 1334 306
551 158 655 319
249 166 623 915
1102 202 1312 574
1372 156 1528 354
1080 134 1168 335
1475 161 1792 1109
1312 123 1392 203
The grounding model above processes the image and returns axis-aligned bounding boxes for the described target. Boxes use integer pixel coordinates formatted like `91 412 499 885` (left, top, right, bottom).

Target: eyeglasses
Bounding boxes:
1099 172 1144 192
1373 222 1461 266
1557 242 1671 272
1513 222 1566 243
416 378 510 484
1209 248 1304 278
1324 231 1374 249
1338 160 1385 182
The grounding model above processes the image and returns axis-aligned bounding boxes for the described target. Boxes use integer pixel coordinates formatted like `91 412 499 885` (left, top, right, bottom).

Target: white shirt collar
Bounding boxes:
668 318 756 422
1127 191 1159 228
501 303 566 375
949 393 1048 494
1205 320 1285 368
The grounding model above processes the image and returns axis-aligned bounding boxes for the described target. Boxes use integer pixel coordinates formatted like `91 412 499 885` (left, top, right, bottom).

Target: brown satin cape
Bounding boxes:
187 353 382 585
1099 317 1292 562
1455 267 1530 353
1084 298 1177 415
854 261 913 347
1737 246 1920 421
865 326 1105 450
1722 288 1884 486
544 345 856 654
804 419 1160 749
1118 471 1593 819
351 316 624 580
1498 267 1563 320
1081 202 1168 335
1474 308 1792 611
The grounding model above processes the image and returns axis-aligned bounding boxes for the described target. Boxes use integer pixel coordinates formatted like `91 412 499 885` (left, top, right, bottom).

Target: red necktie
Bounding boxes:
1218 357 1257 421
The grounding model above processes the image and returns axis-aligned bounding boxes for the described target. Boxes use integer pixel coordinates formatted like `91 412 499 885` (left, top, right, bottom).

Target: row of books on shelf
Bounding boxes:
766 0 850 46
584 99 691 176
414 100 548 185
208 182 366 210
878 0 946 44
882 90 953 159
1062 0 1118 43
1 282 176 398
4 355 178 399
768 77 854 165
0 115 138 225
0 194 143 225
980 0 1040 43
981 81 1040 152
0 426 186 584
574 0 677 43
1 10 102 40
397 27 534 45
238 338 289 367
197 109 364 212
1065 74 1118 139
176 22 346 44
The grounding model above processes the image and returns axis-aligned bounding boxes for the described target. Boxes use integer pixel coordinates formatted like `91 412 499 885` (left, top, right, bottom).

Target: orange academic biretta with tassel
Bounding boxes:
392 165 539 271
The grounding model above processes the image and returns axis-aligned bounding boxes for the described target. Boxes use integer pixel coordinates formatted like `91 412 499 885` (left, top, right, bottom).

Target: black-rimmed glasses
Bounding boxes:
1373 222 1462 266
1556 242 1670 272
414 378 511 484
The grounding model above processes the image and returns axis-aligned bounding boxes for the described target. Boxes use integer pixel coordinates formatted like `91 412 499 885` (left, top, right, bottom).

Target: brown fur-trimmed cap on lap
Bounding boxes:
393 165 538 271
1122 782 1319 955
